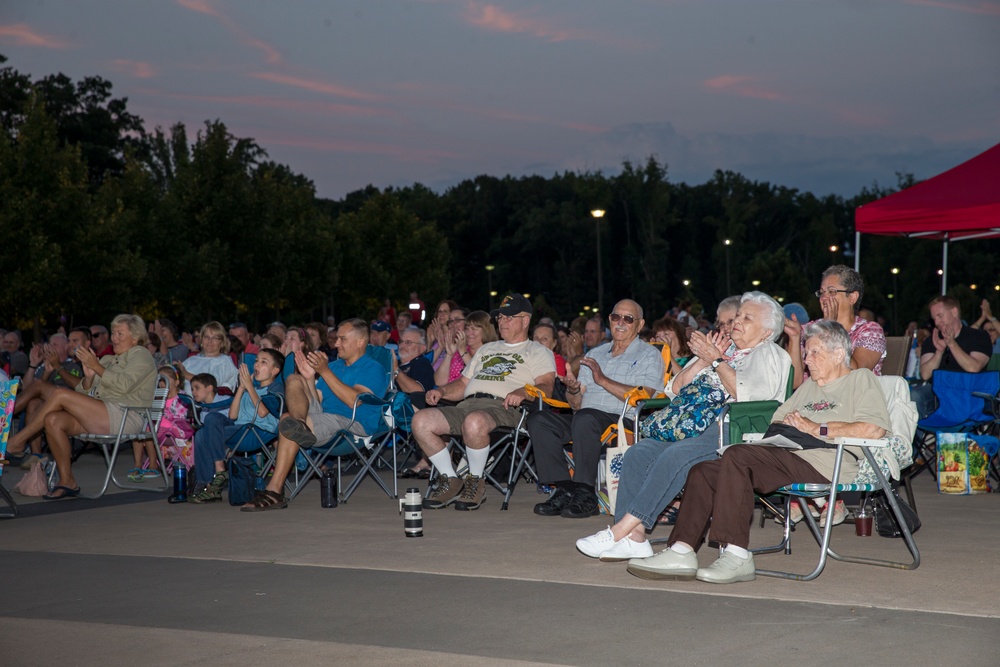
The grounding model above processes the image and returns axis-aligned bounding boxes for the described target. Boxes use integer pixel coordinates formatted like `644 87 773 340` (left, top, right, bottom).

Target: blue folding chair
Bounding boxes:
913 370 1000 481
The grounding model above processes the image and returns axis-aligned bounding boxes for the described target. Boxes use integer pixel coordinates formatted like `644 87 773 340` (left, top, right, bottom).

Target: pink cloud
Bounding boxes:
110 59 157 79
139 87 393 119
703 75 787 102
459 2 646 48
0 23 70 48
176 0 282 64
249 72 378 101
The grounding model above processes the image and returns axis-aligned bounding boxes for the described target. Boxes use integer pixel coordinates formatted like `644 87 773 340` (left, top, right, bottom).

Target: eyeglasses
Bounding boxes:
448 318 466 325
496 314 528 323
815 288 852 298
205 335 225 341
229 322 246 329
399 340 423 346
609 313 636 324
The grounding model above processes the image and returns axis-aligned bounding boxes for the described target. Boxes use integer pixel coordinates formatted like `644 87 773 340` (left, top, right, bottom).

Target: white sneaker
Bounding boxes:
819 500 847 528
598 536 654 562
576 527 616 558
695 551 756 584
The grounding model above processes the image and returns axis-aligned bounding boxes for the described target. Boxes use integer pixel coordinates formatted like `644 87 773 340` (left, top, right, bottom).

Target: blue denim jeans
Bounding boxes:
614 424 727 529
193 411 243 485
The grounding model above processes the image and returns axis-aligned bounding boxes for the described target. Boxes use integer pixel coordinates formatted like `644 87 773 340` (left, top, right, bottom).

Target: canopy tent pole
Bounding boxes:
941 234 949 295
854 231 861 272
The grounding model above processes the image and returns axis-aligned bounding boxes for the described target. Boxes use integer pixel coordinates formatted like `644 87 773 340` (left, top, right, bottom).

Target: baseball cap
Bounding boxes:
370 321 391 333
491 293 533 318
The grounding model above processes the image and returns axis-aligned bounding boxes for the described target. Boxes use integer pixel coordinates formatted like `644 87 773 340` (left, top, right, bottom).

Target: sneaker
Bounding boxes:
695 551 756 584
453 474 486 511
598 536 653 562
776 500 819 525
534 487 574 516
560 487 600 518
576 527 617 558
422 475 465 509
819 500 847 528
127 468 145 483
627 548 699 580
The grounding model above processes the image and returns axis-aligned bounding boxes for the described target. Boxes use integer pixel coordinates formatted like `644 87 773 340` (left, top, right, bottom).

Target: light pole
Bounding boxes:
591 209 606 315
891 267 899 334
724 239 732 295
485 265 495 310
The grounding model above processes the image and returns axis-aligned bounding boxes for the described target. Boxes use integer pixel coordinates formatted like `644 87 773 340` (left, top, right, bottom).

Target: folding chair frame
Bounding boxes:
0 379 21 518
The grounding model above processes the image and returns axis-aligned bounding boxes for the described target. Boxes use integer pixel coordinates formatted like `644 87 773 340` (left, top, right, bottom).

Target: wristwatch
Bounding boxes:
711 358 724 370
819 423 829 437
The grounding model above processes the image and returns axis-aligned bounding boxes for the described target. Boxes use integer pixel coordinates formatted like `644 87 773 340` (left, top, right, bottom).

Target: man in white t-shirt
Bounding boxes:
414 293 556 511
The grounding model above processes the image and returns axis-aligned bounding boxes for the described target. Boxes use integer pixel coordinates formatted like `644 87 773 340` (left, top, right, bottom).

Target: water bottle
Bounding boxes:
399 487 423 538
168 463 187 503
320 470 338 508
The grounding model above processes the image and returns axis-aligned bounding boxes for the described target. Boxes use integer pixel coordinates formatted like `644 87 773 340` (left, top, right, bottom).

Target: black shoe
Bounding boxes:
533 487 575 516
561 488 600 518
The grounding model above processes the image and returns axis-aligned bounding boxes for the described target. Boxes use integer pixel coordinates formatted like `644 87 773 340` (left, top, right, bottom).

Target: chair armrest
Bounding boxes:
832 436 890 448
356 392 388 407
637 398 671 411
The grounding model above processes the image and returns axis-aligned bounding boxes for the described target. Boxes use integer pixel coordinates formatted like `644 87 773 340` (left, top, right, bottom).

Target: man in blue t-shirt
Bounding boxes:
242 318 388 511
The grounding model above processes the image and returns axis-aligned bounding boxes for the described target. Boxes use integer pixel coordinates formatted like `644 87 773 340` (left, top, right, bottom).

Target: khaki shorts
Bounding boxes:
436 396 524 435
306 394 367 444
104 401 149 435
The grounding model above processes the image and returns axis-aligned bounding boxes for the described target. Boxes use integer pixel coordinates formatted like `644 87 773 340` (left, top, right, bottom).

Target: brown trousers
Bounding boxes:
669 444 830 550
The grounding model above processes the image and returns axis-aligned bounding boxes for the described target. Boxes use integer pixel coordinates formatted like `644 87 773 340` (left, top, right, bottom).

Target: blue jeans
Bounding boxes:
614 425 727 529
193 411 243 485
910 383 937 420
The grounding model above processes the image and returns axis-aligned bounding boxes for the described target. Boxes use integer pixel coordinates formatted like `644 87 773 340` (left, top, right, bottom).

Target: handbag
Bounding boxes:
14 458 49 497
227 455 265 506
640 370 727 442
871 486 921 538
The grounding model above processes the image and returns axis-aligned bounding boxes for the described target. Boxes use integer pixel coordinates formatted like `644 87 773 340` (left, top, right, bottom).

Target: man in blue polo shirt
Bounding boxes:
242 317 388 511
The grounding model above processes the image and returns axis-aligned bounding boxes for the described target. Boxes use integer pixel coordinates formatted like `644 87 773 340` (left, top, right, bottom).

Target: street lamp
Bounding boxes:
891 267 899 334
724 239 732 294
485 265 495 310
591 209 606 316
829 245 839 265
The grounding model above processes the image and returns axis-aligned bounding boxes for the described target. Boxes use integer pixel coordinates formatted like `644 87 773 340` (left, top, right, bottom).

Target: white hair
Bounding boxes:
740 291 785 342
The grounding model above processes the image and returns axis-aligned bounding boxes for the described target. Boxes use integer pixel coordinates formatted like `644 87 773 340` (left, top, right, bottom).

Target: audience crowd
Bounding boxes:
1 266 988 583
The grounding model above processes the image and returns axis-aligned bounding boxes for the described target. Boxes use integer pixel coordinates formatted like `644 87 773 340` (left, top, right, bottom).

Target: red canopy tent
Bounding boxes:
854 142 1000 293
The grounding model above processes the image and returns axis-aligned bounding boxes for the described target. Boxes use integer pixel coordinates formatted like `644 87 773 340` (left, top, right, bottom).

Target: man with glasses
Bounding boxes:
529 299 664 519
394 327 435 396
90 325 114 358
413 293 556 511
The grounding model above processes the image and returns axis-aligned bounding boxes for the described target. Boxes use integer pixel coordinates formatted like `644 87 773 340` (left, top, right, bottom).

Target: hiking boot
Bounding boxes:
422 475 465 509
453 474 486 511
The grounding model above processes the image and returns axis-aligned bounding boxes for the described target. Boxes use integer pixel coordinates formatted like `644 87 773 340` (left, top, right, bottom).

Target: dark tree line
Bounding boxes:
2 55 997 340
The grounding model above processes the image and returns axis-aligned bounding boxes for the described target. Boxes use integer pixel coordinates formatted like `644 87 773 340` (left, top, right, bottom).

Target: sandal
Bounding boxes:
42 485 81 501
397 467 431 480
656 505 680 525
240 489 288 512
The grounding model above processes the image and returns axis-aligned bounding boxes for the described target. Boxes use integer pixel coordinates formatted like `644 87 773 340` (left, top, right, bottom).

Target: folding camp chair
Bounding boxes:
743 375 920 580
287 391 397 501
0 379 21 518
69 374 172 499
223 392 285 483
910 370 1000 483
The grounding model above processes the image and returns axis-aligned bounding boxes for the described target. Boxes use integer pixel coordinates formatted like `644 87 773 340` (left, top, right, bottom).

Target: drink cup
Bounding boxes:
855 509 873 537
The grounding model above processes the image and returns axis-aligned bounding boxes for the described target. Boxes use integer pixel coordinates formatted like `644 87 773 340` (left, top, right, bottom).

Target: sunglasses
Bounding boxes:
609 313 636 324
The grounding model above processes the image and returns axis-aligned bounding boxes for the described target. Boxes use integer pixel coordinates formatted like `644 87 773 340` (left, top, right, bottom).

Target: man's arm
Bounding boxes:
946 343 989 373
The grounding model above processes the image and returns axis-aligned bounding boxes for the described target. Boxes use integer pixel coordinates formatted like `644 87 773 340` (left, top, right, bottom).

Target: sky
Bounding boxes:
1 0 998 201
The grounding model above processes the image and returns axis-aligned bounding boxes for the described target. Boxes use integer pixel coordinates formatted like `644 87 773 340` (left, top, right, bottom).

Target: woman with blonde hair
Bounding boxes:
176 321 238 394
3 314 157 499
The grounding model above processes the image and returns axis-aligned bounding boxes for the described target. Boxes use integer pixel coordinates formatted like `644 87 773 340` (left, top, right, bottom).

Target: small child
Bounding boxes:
128 367 194 482
188 348 284 503
190 373 219 405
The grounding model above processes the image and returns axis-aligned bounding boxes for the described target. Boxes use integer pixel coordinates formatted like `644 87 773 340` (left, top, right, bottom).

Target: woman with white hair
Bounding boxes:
627 320 890 583
576 291 792 561
3 314 157 499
